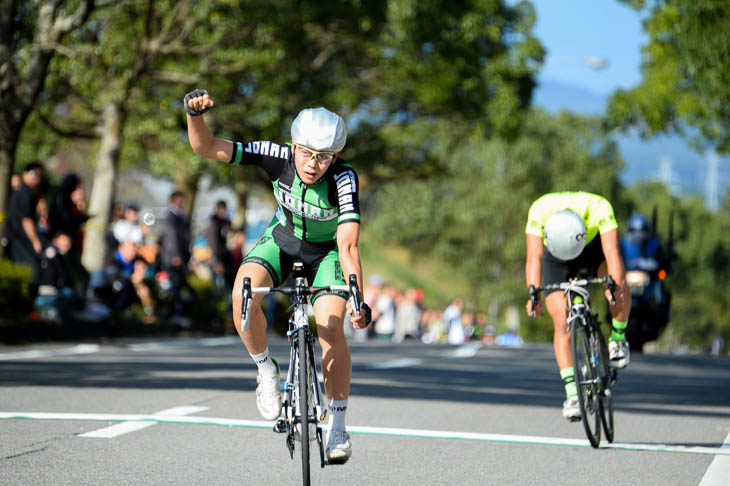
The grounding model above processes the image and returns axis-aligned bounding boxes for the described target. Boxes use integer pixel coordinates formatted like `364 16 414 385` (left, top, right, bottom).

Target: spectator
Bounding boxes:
394 288 422 341
49 173 90 254
34 231 81 321
48 172 90 295
444 298 465 345
374 283 397 341
159 190 194 320
5 162 45 281
230 228 247 269
99 239 155 321
205 200 233 290
10 173 21 191
112 203 144 245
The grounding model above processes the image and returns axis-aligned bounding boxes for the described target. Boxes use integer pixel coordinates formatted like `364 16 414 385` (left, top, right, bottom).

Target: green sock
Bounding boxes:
610 318 627 342
560 367 577 398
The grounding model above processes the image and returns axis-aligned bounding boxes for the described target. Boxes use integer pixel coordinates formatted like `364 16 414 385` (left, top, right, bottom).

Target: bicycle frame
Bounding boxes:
240 263 365 483
530 276 616 448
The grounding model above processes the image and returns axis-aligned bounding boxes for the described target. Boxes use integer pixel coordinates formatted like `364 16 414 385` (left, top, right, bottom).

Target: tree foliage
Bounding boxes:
369 110 623 339
607 0 730 152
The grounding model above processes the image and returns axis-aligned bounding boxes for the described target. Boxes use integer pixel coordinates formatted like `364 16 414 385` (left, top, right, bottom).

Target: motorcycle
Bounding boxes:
623 255 671 351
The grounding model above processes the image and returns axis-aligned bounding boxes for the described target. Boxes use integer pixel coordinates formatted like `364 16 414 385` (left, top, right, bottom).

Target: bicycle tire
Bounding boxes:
596 328 614 442
571 322 601 448
297 327 311 485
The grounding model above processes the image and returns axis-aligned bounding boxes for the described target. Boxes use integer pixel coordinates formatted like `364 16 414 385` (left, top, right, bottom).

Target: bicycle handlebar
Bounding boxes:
241 274 370 331
529 275 617 313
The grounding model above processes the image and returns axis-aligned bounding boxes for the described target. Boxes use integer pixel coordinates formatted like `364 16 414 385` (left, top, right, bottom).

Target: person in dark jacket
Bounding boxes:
5 162 45 267
205 200 233 290
159 190 194 319
48 172 90 297
34 232 81 321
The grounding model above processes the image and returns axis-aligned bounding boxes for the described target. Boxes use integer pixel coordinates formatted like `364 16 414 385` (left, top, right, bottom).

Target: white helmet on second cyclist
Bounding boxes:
544 209 587 261
291 107 347 152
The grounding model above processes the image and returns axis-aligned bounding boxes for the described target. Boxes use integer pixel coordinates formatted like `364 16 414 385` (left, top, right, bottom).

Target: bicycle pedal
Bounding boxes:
568 416 582 423
273 419 287 433
325 457 350 466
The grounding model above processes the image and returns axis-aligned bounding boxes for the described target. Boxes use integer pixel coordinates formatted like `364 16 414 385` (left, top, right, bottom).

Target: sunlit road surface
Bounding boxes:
1 337 729 485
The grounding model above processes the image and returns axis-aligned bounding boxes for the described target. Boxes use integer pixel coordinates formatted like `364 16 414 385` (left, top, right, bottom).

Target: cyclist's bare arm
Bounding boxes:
600 228 631 318
525 233 544 316
599 229 626 286
185 92 234 162
337 221 367 328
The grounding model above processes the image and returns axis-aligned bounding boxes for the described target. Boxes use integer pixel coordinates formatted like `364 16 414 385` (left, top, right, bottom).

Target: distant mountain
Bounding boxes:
534 79 729 207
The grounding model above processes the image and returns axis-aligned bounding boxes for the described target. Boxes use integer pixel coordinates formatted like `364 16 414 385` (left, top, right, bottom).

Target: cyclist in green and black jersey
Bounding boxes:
184 90 369 463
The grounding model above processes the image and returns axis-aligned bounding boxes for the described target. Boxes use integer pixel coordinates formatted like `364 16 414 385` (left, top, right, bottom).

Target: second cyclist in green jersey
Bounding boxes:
524 191 631 421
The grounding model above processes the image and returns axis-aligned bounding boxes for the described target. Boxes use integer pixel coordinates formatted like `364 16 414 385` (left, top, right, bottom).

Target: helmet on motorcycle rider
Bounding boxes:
544 209 587 261
290 107 347 152
627 213 650 239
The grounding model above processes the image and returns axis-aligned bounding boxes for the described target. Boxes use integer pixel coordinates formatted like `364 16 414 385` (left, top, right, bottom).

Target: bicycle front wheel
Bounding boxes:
596 329 614 442
571 322 601 448
297 327 311 485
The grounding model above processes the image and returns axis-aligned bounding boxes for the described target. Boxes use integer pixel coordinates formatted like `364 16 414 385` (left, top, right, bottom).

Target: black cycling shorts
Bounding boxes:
542 236 605 297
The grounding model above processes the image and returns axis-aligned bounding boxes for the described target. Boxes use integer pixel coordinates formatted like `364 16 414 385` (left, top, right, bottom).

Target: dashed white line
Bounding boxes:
78 406 209 438
368 358 423 369
0 344 100 361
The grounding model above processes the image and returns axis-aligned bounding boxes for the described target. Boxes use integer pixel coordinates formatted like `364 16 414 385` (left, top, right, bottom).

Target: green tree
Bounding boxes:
370 110 623 339
607 0 730 152
19 0 544 270
0 0 93 255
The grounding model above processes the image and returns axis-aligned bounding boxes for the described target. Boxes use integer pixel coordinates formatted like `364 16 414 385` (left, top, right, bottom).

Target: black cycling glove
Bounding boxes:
360 302 373 325
183 89 211 116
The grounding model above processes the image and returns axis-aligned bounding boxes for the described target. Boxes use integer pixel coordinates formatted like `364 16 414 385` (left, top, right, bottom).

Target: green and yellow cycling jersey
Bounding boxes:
525 191 618 245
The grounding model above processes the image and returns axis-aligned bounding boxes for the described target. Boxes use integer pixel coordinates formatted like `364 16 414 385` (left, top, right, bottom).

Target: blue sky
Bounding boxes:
530 0 647 95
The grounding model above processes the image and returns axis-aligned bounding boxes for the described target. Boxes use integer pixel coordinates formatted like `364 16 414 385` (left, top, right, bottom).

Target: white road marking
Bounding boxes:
699 430 730 485
368 358 423 369
127 336 240 352
78 406 209 438
0 344 100 361
441 342 483 359
3 411 729 456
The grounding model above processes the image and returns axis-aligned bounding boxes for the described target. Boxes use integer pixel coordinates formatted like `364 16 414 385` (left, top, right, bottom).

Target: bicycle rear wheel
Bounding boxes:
596 329 614 442
297 328 310 485
571 322 601 448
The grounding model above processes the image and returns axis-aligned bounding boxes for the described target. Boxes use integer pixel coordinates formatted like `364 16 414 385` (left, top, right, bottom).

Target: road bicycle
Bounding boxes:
530 276 618 448
241 262 366 485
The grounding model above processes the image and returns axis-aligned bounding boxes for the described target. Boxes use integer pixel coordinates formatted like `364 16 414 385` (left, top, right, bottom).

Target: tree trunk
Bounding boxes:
0 144 16 258
81 103 122 272
233 179 248 231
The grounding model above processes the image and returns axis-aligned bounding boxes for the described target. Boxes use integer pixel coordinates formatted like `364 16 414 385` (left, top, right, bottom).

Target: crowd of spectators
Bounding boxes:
2 162 245 327
346 274 520 347
3 162 522 345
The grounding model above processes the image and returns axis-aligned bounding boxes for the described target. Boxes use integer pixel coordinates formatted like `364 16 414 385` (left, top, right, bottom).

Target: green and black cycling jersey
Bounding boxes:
230 140 360 295
230 140 360 242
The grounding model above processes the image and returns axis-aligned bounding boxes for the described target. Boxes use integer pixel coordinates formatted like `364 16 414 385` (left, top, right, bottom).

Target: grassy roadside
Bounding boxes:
359 230 469 308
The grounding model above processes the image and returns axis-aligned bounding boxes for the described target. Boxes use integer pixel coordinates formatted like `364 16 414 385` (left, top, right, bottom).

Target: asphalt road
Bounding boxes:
1 336 729 485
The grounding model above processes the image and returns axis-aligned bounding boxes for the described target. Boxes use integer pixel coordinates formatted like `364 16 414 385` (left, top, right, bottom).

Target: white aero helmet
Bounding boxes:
544 209 587 261
290 107 347 152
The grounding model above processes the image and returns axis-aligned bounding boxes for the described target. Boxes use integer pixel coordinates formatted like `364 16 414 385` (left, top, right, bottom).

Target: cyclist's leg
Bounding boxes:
232 226 287 420
309 251 353 460
232 262 274 353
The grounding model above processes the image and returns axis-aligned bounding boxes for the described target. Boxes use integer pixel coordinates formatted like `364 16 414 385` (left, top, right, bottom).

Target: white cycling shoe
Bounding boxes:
562 396 581 422
255 359 282 421
609 340 630 369
325 429 352 464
